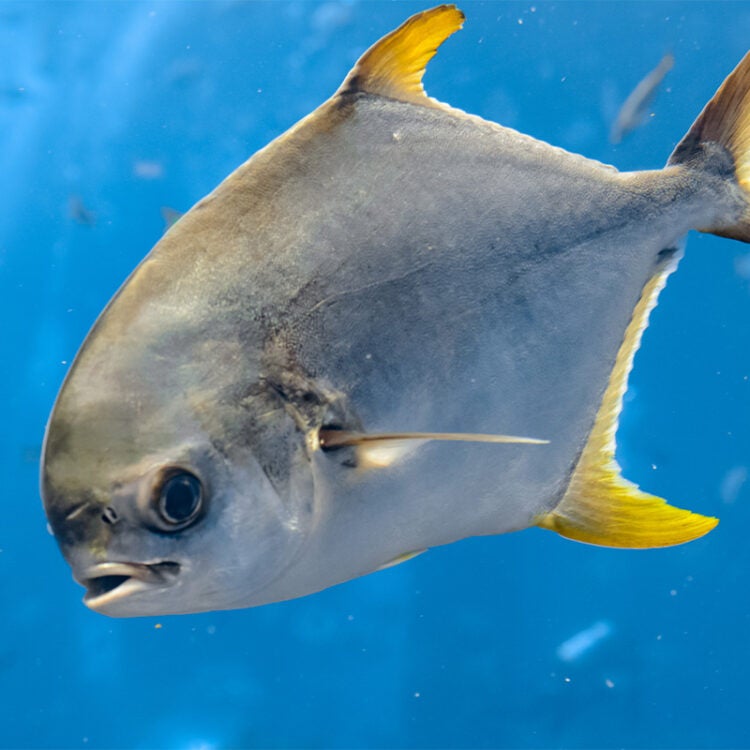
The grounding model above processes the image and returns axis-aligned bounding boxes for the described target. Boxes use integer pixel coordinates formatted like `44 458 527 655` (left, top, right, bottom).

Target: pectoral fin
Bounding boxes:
537 252 718 548
318 429 548 469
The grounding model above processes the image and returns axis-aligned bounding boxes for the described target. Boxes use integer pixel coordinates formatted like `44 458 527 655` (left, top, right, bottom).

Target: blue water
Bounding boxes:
2 2 749 747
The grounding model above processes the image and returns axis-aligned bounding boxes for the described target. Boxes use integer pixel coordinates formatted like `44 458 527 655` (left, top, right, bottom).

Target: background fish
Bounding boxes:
41 5 749 617
610 52 674 144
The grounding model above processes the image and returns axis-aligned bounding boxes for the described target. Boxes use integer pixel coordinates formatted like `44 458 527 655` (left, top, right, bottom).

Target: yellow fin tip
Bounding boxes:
339 5 465 105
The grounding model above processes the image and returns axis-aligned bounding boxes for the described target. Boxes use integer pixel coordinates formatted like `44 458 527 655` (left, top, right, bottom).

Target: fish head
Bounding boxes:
41 277 317 617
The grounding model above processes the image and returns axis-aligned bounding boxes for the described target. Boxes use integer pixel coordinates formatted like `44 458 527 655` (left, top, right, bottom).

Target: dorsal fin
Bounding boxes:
537 250 718 548
337 5 465 106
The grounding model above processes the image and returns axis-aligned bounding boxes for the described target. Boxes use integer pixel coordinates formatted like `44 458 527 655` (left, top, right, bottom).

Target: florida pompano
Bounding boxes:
42 6 749 617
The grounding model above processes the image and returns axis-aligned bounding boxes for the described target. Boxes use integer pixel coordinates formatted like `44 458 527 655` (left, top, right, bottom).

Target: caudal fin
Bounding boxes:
669 51 750 242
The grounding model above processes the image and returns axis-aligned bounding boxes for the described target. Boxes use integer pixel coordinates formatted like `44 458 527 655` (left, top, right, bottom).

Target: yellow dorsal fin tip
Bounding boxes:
338 5 465 104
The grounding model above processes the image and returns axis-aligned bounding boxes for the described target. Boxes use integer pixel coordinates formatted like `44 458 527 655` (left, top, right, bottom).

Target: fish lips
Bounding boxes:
77 560 180 615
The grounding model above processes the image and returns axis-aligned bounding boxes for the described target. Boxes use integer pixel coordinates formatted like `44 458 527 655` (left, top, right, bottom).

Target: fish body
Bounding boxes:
42 6 750 616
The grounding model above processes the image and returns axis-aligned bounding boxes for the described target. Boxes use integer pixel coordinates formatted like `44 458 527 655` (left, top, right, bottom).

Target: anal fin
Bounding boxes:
537 250 718 548
537 465 718 548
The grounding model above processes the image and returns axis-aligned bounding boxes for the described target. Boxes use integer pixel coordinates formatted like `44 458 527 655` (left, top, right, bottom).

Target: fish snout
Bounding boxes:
77 561 181 613
42 480 185 613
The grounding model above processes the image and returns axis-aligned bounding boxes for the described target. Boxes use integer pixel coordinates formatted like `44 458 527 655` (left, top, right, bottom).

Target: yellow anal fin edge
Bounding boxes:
537 251 718 548
537 468 718 548
338 5 464 107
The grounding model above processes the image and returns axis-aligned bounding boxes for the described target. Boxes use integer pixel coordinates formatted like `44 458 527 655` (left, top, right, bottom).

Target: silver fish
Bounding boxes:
610 52 674 144
42 6 750 617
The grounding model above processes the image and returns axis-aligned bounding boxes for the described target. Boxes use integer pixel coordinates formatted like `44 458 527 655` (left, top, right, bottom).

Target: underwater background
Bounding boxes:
2 1 750 748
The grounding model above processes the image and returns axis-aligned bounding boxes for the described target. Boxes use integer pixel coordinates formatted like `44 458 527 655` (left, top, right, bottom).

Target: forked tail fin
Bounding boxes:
669 51 750 242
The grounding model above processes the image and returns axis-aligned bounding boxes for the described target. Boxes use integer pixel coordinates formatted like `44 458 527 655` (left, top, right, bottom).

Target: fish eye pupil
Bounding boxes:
158 472 202 526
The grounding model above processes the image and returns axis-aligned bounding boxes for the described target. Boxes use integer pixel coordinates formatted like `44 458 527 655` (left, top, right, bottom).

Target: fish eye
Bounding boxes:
154 470 204 529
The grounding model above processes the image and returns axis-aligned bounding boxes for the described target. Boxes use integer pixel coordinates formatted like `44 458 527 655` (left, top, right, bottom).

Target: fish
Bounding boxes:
41 5 750 617
68 195 96 227
610 52 674 144
556 620 613 663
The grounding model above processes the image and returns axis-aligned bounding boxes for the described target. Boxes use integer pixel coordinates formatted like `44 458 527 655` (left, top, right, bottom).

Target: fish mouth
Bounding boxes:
79 561 180 612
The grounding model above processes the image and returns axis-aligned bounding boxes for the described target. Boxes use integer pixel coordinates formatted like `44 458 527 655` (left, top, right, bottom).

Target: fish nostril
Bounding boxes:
101 506 119 525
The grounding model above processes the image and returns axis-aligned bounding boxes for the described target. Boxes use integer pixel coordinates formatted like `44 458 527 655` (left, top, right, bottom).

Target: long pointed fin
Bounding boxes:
537 252 718 548
318 429 548 470
337 5 464 107
318 430 548 449
669 50 750 243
